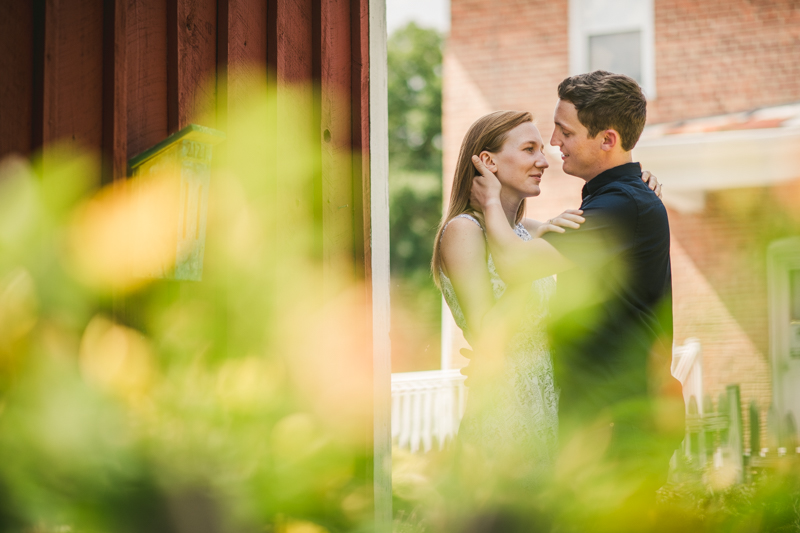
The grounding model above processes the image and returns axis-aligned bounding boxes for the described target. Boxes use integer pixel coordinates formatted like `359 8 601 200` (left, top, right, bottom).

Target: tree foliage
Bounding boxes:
388 23 443 174
387 23 444 281
387 23 445 372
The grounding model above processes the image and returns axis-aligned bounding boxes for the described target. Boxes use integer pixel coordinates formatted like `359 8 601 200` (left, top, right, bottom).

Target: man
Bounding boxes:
469 71 684 529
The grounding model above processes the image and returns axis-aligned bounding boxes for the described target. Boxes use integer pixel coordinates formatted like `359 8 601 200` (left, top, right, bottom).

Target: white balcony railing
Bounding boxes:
391 369 467 453
392 341 702 455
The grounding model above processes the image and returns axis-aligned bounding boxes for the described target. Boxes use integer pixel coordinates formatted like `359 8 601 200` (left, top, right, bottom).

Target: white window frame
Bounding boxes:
568 0 656 98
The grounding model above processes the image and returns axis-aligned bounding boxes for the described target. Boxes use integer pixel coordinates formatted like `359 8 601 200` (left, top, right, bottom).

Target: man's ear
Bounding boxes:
479 151 498 172
600 129 621 152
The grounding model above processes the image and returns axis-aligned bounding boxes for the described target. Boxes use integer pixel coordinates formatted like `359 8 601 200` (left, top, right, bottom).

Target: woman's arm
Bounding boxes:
521 210 585 237
443 218 532 386
481 203 575 285
439 217 496 338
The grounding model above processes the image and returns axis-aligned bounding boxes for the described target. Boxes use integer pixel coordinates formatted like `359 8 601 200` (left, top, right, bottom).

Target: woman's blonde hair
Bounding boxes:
431 110 533 288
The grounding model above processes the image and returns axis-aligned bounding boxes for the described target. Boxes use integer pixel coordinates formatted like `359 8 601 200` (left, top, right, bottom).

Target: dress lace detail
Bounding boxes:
439 214 558 479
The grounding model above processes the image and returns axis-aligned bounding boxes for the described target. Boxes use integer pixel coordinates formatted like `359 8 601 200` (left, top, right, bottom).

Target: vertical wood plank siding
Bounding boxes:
102 0 127 183
175 0 218 129
0 0 377 512
37 0 105 179
0 1 33 157
321 0 354 277
127 0 169 159
4 0 368 253
224 0 268 109
353 0 370 283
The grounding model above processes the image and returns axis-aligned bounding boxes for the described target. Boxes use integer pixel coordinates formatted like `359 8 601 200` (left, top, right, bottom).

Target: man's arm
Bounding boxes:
470 156 575 285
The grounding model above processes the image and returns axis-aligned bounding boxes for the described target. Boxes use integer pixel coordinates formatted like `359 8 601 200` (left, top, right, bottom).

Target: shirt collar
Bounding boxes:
582 162 642 199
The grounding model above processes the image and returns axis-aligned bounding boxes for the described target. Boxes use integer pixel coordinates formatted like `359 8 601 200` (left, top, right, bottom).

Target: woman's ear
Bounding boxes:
478 151 498 173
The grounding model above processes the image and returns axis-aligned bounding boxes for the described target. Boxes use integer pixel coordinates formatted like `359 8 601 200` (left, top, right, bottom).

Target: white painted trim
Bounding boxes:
642 0 656 99
633 126 800 208
369 0 392 527
568 0 583 79
768 238 800 422
568 0 656 97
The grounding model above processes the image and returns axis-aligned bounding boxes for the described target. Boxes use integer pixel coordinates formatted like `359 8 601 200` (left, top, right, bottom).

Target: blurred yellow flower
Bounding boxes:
68 176 178 292
79 315 155 399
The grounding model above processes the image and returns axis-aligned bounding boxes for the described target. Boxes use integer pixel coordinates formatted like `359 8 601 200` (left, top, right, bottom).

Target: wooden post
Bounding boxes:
749 400 761 454
126 0 170 159
0 0 34 157
783 412 797 451
767 405 781 451
686 396 701 464
102 0 127 184
746 399 760 480
726 384 744 482
369 0 392 526
718 391 729 450
704 393 714 463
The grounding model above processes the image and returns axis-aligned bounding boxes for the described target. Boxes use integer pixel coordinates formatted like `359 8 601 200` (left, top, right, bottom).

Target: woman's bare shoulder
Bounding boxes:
439 216 486 267
440 216 484 244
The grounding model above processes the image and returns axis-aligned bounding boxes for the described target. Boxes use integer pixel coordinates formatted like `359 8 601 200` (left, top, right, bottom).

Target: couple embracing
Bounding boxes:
433 71 685 519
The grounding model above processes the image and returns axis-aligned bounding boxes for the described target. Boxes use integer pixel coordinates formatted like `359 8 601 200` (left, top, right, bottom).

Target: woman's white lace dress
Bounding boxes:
439 213 559 473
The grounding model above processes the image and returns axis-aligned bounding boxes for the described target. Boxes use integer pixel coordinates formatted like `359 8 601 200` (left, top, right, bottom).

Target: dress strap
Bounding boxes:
440 213 484 243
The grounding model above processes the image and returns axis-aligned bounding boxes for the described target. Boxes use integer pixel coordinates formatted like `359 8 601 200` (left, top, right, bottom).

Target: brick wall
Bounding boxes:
651 0 800 123
447 0 800 129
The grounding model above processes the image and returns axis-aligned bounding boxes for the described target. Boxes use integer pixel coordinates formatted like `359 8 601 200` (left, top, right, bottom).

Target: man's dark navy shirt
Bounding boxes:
542 162 675 423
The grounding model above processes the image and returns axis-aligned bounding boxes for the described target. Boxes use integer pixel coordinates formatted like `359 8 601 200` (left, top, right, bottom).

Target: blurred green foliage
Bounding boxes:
0 81 377 532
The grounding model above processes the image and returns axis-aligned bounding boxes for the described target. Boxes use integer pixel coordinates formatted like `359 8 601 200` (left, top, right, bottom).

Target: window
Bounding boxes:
569 0 655 96
589 31 642 84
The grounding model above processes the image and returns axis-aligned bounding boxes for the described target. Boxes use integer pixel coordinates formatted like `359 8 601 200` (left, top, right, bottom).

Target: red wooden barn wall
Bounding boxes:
0 0 370 274
0 0 374 474
1 0 377 503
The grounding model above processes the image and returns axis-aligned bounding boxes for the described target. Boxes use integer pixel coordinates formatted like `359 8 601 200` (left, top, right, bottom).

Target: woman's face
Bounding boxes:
484 122 549 198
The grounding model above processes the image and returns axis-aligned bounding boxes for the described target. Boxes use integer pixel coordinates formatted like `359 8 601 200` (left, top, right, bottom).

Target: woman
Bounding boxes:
432 110 660 478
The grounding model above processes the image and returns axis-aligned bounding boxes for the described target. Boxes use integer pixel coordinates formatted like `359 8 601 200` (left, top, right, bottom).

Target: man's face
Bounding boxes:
550 99 602 180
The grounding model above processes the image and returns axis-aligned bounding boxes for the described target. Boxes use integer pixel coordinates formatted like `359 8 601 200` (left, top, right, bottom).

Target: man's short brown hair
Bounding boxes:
557 71 646 151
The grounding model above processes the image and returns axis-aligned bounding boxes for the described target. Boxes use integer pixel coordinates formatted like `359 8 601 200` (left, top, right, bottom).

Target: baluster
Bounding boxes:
766 405 780 457
749 400 761 455
422 386 434 452
687 397 700 464
399 389 412 449
717 391 729 467
782 412 797 456
726 385 744 483
410 388 423 453
746 399 760 479
704 394 714 463
391 390 401 441
436 381 449 449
